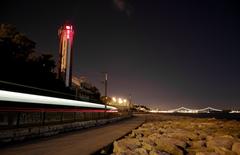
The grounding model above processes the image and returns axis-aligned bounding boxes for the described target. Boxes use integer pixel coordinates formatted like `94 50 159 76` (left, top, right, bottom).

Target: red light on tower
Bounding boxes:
66 25 71 29
57 23 74 87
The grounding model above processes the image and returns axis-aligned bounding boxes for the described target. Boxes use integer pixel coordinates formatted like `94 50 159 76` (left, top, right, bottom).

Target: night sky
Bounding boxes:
1 0 239 110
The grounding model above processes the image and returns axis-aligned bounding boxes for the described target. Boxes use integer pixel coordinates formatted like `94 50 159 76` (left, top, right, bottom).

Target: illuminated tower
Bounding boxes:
57 24 74 87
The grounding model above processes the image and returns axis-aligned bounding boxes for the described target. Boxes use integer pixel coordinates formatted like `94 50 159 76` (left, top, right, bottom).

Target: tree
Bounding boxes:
0 24 60 90
0 24 35 62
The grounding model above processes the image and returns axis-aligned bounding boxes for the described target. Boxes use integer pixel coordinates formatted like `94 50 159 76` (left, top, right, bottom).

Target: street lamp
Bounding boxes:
112 97 117 102
118 98 123 104
102 72 108 97
101 72 108 113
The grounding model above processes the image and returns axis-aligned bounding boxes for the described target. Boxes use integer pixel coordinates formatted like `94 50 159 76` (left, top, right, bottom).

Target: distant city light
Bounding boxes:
149 107 223 114
230 110 240 113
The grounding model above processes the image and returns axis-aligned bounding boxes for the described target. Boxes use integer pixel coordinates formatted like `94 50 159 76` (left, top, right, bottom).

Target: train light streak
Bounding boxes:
0 107 118 113
0 90 117 110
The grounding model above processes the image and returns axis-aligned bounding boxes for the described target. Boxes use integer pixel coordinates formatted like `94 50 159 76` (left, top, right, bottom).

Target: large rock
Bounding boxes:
160 136 187 149
112 149 135 155
207 136 234 150
113 138 141 153
187 147 215 155
166 131 198 141
133 148 148 155
232 142 240 155
149 150 170 155
131 127 152 138
195 131 208 140
214 147 237 155
196 152 220 155
155 138 184 155
140 137 155 151
148 133 162 141
189 140 206 148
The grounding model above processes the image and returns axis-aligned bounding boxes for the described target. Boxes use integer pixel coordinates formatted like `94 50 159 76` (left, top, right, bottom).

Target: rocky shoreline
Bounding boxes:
112 117 240 155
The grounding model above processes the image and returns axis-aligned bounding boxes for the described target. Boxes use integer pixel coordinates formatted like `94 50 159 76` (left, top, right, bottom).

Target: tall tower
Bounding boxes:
58 24 74 87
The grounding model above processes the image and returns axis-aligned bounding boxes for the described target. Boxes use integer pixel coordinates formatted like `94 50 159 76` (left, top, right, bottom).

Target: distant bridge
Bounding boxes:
150 107 223 113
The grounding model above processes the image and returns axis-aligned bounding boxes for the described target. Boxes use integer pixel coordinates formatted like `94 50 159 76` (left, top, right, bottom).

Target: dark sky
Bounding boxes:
1 0 240 110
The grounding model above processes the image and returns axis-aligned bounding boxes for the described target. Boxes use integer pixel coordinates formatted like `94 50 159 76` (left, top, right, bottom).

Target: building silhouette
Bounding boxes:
72 76 101 102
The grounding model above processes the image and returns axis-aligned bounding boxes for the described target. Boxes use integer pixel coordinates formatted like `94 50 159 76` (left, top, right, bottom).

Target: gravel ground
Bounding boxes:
112 117 240 155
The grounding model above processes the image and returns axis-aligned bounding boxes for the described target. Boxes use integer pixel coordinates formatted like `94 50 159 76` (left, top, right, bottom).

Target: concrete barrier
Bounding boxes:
0 115 131 144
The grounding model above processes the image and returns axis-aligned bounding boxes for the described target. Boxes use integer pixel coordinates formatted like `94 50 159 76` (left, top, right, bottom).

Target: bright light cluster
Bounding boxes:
230 110 240 113
150 107 223 114
0 90 117 110
110 97 129 107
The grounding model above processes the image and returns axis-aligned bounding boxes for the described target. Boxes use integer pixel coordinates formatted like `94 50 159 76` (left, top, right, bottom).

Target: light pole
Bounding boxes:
129 94 132 106
104 72 108 97
102 72 108 112
129 94 132 113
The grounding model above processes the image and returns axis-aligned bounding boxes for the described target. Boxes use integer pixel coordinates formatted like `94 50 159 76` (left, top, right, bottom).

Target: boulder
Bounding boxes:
166 131 198 141
133 148 148 155
232 142 240 155
140 137 155 151
187 147 215 155
196 152 220 155
214 147 237 155
155 138 184 155
159 136 187 149
148 133 162 141
128 132 136 138
207 136 234 150
149 150 170 155
112 149 135 155
190 140 206 148
113 138 141 153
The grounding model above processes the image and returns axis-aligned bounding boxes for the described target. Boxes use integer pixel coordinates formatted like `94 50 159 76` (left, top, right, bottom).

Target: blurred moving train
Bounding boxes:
0 90 117 113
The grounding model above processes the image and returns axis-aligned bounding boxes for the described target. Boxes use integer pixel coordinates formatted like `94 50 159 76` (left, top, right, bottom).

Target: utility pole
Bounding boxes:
128 93 132 115
102 72 108 112
129 93 132 105
129 93 132 111
104 72 108 97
